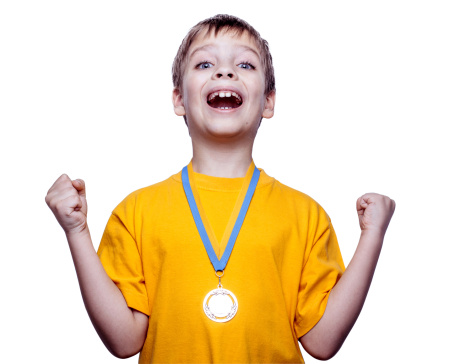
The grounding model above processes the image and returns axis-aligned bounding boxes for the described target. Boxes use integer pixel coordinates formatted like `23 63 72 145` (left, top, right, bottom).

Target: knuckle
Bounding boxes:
59 174 71 184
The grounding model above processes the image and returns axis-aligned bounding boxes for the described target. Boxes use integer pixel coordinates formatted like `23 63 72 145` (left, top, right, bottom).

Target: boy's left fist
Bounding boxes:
356 193 395 237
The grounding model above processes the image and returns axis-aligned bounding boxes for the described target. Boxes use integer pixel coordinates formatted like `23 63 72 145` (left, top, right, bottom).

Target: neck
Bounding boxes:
191 141 254 178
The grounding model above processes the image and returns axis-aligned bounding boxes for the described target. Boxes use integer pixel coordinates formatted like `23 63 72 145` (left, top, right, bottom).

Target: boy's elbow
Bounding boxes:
109 343 142 360
102 309 148 359
106 331 147 359
112 350 138 360
303 345 341 361
103 331 146 359
300 332 343 361
314 350 340 361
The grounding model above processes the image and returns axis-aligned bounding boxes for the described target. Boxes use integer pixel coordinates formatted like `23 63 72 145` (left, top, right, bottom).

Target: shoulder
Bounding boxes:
261 170 331 230
112 169 183 214
263 169 330 219
260 170 334 244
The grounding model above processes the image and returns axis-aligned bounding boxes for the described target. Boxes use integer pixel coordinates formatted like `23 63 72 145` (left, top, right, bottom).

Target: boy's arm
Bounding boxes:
46 175 148 358
299 193 395 361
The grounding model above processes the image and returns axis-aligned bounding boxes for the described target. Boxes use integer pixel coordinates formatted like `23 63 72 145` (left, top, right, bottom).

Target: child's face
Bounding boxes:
173 29 275 141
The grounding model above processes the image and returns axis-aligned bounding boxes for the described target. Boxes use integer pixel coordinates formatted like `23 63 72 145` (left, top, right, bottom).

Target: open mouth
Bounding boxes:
207 91 243 110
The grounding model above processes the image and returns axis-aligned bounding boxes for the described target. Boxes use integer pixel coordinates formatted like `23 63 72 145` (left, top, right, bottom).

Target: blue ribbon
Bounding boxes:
182 165 260 272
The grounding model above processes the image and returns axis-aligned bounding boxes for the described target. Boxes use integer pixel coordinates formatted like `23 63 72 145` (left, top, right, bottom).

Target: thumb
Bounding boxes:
72 179 86 197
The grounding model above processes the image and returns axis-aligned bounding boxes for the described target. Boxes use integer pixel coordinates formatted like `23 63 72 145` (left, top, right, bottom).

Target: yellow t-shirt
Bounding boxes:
98 162 345 363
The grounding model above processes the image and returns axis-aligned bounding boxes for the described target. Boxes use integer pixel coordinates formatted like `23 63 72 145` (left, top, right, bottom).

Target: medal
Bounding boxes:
202 271 238 322
182 161 260 322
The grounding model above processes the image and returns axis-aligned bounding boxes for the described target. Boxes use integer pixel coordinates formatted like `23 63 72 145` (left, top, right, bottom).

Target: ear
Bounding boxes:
172 88 186 116
262 91 276 119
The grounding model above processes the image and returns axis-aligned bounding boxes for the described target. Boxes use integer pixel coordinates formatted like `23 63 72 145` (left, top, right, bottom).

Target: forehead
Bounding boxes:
188 28 261 59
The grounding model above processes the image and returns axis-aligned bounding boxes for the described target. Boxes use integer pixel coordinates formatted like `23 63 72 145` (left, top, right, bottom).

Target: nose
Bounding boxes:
212 63 238 80
217 72 234 79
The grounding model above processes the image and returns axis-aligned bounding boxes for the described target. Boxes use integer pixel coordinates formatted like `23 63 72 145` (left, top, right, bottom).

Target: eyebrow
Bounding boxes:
189 44 260 60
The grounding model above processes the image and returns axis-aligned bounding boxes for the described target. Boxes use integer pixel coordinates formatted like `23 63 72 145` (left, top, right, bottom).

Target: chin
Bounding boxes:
206 126 247 140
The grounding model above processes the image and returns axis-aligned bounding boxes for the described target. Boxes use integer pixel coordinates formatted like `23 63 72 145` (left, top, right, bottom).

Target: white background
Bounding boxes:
1 1 470 363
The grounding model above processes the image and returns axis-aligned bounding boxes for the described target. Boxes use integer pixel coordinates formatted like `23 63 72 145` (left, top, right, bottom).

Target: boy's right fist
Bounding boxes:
45 174 88 235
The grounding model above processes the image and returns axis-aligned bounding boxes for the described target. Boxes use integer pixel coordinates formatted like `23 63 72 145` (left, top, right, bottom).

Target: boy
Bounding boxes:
45 14 395 363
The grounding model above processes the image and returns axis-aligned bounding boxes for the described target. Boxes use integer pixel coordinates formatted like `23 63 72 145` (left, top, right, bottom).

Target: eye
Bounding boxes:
196 61 213 69
238 62 255 70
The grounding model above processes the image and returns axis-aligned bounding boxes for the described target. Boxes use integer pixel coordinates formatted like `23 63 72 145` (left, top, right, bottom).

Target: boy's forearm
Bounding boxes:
300 230 383 360
66 227 148 358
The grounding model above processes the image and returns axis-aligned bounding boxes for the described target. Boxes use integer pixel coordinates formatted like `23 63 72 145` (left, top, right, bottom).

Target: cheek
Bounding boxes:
183 75 206 104
248 76 266 102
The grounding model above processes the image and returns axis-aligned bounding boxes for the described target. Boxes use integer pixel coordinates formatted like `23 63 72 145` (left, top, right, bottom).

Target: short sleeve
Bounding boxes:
294 214 345 338
97 195 150 316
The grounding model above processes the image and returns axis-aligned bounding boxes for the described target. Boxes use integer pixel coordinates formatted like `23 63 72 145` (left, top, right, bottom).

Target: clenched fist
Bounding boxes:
357 193 395 237
45 174 88 235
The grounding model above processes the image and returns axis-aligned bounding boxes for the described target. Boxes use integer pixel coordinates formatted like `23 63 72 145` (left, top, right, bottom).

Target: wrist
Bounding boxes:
65 224 91 241
360 228 385 243
357 229 384 260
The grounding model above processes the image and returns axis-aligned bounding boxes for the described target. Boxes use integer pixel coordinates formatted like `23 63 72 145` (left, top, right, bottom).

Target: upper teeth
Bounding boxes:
208 91 242 102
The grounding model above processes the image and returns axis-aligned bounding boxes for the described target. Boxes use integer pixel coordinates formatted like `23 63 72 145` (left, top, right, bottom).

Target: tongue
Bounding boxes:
208 96 241 109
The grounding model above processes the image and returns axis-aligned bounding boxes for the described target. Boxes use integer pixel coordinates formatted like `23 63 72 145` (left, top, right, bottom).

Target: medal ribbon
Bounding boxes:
182 163 260 272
